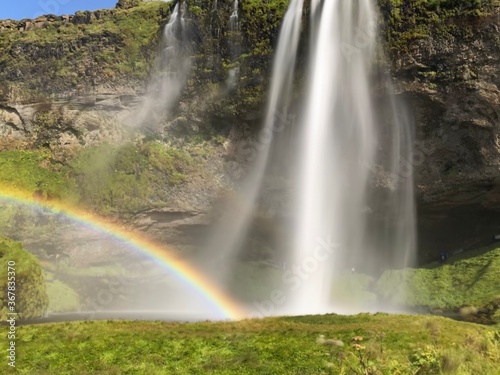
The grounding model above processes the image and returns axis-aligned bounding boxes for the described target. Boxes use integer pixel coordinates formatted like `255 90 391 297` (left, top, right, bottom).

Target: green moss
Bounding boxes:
375 245 500 322
46 279 80 313
0 236 49 320
0 150 77 201
69 141 193 214
378 0 499 55
0 139 196 215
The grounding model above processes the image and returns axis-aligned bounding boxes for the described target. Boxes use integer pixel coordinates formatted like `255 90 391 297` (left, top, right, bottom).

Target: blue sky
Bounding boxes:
0 0 117 21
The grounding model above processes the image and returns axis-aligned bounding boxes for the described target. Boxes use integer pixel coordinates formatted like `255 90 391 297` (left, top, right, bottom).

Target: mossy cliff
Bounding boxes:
0 0 499 253
0 2 169 101
0 0 498 167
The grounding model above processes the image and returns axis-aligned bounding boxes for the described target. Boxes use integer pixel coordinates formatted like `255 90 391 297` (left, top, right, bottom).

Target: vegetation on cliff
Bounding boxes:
379 0 499 86
0 1 171 101
0 0 497 134
0 236 48 320
380 0 499 45
69 141 194 214
45 279 80 313
0 149 75 201
0 139 197 215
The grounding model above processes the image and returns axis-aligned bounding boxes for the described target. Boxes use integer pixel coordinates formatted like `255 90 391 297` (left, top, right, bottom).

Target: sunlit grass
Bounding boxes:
376 245 500 317
12 314 500 374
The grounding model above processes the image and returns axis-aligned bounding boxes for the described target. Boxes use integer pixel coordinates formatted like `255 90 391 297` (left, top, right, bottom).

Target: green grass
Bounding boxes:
0 140 195 215
376 245 500 308
0 150 76 201
69 141 193 214
375 245 500 324
9 314 500 374
0 236 48 320
46 280 80 313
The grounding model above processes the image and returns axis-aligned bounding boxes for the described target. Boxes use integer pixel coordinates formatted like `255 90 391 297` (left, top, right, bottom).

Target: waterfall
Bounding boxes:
229 0 239 31
287 0 415 314
201 0 305 285
200 0 415 317
129 2 191 129
226 0 241 90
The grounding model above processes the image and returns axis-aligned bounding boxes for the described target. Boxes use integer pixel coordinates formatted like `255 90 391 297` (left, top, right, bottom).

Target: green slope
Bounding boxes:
376 245 500 323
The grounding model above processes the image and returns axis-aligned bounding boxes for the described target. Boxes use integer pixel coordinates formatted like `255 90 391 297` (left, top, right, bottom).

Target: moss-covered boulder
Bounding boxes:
0 236 49 320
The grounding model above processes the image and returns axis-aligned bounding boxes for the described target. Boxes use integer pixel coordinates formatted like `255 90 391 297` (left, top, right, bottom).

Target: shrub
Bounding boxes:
409 345 440 374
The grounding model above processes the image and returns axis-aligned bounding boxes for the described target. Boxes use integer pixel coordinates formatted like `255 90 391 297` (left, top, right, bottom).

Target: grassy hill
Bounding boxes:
376 244 500 324
11 314 500 374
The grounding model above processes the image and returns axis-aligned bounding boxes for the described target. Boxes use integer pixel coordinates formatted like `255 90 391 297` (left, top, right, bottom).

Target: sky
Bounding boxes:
0 0 118 21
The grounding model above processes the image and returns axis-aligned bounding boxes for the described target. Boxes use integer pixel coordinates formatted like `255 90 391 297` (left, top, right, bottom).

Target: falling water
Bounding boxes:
229 0 239 31
201 0 415 316
226 0 241 90
201 0 305 285
130 2 191 128
287 0 415 314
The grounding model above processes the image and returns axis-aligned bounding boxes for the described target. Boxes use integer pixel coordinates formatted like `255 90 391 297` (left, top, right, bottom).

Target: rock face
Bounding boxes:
0 96 131 153
386 8 500 256
0 1 499 257
131 208 211 248
0 104 26 139
392 13 500 204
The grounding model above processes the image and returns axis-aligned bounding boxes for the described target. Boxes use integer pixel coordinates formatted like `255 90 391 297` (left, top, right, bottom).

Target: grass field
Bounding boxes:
9 314 500 374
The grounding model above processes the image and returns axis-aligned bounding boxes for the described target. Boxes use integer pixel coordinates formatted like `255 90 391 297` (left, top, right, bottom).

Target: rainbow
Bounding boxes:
0 187 247 320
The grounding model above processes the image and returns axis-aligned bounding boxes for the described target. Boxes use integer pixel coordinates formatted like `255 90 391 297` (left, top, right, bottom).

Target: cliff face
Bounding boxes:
0 2 169 150
0 0 288 153
391 10 500 203
383 3 500 254
0 0 499 255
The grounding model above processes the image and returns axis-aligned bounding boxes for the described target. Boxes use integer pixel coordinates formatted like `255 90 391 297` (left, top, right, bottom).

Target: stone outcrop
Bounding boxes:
0 10 111 31
0 104 26 139
0 95 134 153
